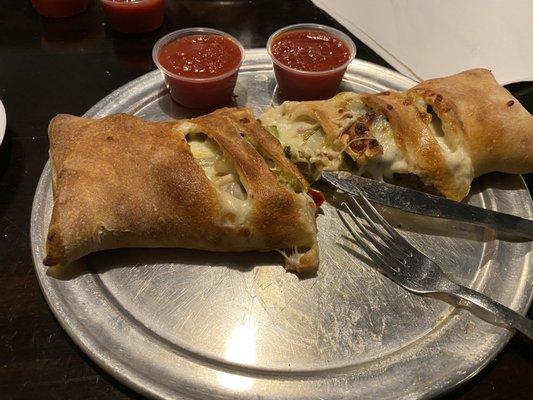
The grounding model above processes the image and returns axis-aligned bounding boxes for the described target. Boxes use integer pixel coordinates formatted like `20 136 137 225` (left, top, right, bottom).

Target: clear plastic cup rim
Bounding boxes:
101 0 149 4
267 23 356 76
152 27 245 83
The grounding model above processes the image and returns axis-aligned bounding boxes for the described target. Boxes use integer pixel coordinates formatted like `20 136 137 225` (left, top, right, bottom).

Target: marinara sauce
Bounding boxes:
154 30 244 109
268 25 355 100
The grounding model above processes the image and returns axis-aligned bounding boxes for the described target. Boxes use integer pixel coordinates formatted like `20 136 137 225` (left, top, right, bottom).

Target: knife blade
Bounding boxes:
322 171 533 240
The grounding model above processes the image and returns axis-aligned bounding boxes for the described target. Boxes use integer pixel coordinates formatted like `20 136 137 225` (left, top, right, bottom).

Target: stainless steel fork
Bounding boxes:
337 194 533 341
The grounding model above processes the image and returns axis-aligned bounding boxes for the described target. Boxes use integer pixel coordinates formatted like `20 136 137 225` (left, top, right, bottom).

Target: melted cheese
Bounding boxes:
420 98 474 189
428 118 474 189
260 104 347 180
260 98 474 192
357 114 408 180
173 121 318 272
178 123 251 227
260 100 409 181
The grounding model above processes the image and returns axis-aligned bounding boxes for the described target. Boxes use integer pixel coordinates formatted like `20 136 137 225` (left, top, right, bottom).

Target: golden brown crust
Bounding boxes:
45 111 317 271
411 68 533 176
361 91 470 200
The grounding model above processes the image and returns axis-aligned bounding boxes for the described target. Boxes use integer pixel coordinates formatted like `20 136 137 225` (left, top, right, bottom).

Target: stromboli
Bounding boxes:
260 68 533 200
44 109 318 273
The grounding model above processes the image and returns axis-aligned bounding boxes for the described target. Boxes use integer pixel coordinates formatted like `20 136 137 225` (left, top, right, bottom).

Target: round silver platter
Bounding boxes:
31 49 533 400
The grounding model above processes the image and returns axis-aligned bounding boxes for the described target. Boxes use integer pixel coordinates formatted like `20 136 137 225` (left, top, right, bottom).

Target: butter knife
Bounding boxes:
322 171 533 240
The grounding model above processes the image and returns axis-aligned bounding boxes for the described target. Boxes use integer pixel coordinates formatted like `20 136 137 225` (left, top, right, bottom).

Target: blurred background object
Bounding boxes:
31 0 91 18
39 4 104 51
100 0 164 33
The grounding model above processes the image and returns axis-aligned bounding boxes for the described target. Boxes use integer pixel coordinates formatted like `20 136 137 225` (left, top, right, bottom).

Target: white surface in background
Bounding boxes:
0 100 6 147
311 0 533 84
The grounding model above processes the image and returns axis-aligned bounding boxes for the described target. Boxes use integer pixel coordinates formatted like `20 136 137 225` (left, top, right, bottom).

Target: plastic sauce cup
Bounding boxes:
152 28 245 109
267 24 356 101
100 0 164 34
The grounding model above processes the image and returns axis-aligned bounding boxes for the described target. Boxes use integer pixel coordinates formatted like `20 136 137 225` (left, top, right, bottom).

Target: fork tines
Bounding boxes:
336 195 411 275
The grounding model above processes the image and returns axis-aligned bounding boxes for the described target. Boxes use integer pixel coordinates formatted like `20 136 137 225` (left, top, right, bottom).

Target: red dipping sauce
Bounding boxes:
100 0 164 34
308 188 326 207
268 24 356 100
31 0 90 18
153 28 244 109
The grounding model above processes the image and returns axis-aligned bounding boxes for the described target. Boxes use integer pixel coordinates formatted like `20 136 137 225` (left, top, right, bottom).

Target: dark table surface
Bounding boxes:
1 1 532 399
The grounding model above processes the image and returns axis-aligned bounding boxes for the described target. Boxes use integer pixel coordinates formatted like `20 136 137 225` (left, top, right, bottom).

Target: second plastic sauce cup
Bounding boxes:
267 24 356 101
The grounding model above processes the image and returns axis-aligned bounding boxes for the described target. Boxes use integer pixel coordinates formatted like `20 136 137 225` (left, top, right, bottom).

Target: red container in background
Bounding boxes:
31 0 90 18
267 24 356 101
100 0 164 33
152 28 245 109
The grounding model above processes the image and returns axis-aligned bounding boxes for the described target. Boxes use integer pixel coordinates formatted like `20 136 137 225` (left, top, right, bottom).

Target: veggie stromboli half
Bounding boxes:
260 68 533 201
44 109 318 273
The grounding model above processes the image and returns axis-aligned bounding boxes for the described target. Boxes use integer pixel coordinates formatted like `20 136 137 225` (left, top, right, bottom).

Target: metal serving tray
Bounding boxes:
31 49 533 400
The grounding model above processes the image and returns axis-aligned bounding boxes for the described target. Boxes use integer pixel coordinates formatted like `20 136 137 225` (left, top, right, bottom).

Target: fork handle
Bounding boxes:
449 284 533 340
